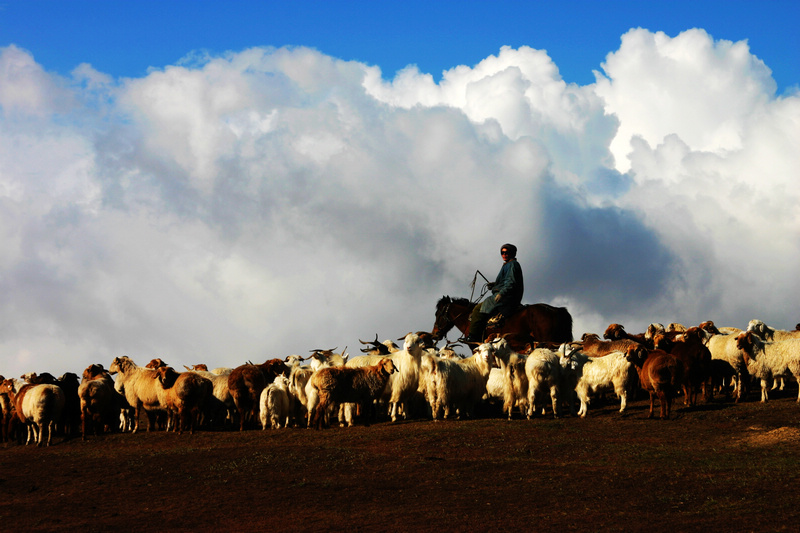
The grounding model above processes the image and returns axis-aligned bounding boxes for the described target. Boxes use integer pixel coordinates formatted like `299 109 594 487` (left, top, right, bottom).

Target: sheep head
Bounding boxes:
155 366 180 389
603 323 625 340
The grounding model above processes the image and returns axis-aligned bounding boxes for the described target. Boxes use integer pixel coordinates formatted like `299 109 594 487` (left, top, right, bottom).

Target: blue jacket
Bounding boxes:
480 259 524 315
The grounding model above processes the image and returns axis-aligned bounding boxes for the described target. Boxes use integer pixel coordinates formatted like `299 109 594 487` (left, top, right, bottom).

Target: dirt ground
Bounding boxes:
2 390 800 533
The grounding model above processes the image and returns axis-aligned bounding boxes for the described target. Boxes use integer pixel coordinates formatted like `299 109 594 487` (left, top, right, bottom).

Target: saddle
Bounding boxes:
486 304 526 329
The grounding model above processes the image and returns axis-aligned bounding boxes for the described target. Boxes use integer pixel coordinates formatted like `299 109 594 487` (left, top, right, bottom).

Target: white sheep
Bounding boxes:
736 331 800 402
259 375 291 429
109 356 164 433
746 319 800 341
706 332 749 401
429 342 495 420
0 382 65 446
525 347 563 418
490 338 528 419
571 349 638 417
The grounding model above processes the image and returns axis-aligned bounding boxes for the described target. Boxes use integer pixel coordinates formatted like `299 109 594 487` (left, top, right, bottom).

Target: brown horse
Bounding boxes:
431 296 573 347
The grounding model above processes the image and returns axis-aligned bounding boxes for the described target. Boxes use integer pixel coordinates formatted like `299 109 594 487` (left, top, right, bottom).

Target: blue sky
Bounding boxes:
0 1 798 376
2 0 798 92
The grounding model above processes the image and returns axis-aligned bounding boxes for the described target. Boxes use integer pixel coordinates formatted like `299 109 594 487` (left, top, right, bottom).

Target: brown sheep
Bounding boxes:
580 333 648 361
636 349 684 419
228 359 290 431
307 358 397 429
153 367 212 434
78 364 120 440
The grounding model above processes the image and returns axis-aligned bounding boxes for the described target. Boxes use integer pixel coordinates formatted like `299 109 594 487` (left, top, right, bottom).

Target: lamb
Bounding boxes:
307 358 397 429
259 375 291 429
735 331 800 402
109 356 165 433
429 342 496 420
0 379 65 446
152 366 212 434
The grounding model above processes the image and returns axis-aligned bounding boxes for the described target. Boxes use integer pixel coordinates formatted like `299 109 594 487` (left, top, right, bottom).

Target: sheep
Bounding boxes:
636 349 684 419
309 348 349 370
525 346 563 418
428 342 496 420
345 332 426 423
667 327 713 406
707 332 749 402
359 334 401 355
603 323 664 347
57 372 81 439
227 359 290 431
747 319 800 341
109 356 165 433
78 364 121 440
0 380 65 446
0 378 12 442
572 346 641 418
735 331 800 402
259 375 291 430
579 333 648 361
184 367 235 428
153 366 212 434
307 358 397 429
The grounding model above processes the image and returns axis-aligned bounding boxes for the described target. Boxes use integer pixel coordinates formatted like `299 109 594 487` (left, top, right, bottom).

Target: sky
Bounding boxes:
1 1 798 378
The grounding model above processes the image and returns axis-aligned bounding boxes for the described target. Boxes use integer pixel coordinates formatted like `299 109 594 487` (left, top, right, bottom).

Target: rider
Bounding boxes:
461 243 524 343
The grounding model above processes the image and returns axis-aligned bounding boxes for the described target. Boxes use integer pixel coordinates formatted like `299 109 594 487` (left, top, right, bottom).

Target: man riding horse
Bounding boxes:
461 243 524 343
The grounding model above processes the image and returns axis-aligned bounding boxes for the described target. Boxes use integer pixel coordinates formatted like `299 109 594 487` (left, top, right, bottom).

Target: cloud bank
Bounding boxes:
1 28 798 377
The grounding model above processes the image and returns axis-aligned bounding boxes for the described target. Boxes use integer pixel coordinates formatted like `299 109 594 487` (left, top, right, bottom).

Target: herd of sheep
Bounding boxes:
2 317 799 447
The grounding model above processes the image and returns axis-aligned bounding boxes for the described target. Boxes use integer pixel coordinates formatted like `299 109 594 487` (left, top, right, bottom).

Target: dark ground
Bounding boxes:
2 390 800 532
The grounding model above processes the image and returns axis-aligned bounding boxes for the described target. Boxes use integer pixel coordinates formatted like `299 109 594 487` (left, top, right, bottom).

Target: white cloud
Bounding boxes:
0 30 797 379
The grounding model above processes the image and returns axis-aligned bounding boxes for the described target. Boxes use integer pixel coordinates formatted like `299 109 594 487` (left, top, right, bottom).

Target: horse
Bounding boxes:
431 296 573 348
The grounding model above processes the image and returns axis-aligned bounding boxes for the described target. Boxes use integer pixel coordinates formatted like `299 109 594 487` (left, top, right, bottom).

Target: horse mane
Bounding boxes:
436 296 472 309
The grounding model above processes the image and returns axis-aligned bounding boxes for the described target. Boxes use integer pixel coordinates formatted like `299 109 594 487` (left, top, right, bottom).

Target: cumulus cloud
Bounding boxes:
0 28 797 378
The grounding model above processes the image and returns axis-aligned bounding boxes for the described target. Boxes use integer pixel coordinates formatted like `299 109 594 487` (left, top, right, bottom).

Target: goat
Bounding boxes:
307 358 397 429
